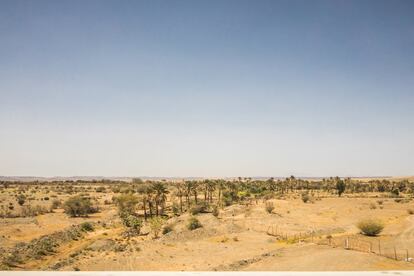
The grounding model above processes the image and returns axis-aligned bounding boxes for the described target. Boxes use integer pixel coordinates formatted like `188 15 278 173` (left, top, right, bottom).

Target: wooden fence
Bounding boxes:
318 235 413 262
260 223 413 263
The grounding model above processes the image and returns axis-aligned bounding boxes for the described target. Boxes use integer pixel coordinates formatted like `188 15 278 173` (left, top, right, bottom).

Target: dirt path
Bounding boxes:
242 244 414 271
23 227 123 270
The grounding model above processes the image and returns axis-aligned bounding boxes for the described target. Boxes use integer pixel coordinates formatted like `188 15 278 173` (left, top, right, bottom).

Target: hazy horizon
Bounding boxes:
1 0 413 177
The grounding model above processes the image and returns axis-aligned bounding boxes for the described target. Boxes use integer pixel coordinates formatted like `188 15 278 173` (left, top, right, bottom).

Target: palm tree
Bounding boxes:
207 180 216 203
192 181 199 204
184 180 193 208
152 182 169 216
217 179 225 206
203 180 209 202
174 181 185 213
137 184 153 221
144 183 155 217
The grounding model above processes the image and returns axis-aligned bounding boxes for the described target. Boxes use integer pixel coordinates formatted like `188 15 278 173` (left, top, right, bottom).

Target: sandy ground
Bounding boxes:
2 190 414 271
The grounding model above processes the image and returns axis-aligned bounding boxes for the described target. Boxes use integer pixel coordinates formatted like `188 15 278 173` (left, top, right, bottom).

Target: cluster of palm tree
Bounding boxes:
129 177 413 220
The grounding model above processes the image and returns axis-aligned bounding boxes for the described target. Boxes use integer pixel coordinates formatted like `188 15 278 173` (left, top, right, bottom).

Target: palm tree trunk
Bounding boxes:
218 189 221 205
143 199 147 221
149 201 153 217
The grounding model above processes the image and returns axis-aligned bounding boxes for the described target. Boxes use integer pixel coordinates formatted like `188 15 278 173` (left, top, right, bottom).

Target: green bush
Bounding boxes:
172 202 180 215
121 214 142 234
162 224 173 235
80 222 94 232
63 196 96 217
357 219 384 236
114 194 139 215
149 216 165 238
301 192 310 203
16 194 26 206
187 217 202 230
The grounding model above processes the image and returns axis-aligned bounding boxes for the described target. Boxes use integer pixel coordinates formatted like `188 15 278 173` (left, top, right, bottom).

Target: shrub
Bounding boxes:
265 201 274 214
80 222 94 232
369 203 377 209
301 192 310 203
172 202 180 215
391 188 400 197
16 194 26 206
408 209 414 215
336 179 346 197
63 196 96 217
187 217 202 230
51 199 61 209
113 194 139 215
212 205 219 217
121 214 142 234
357 219 384 236
20 205 49 217
162 224 173 235
190 203 208 215
377 200 383 205
149 216 165 238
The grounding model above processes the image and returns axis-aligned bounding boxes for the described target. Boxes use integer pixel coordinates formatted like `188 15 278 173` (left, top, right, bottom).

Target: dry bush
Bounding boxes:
357 219 384 236
212 205 219 217
51 199 61 209
187 217 202 230
301 192 310 203
265 201 274 214
190 203 208 215
162 224 173 235
63 196 97 217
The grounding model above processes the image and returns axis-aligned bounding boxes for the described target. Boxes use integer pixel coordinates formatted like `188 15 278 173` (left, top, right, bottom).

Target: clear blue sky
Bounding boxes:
0 0 413 177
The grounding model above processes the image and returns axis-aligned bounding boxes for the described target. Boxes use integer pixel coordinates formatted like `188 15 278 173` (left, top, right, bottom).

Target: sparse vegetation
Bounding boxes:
63 196 96 217
149 216 165 238
265 201 274 213
187 217 202 230
162 224 173 235
80 222 94 232
301 192 310 203
1 176 414 270
357 219 384 236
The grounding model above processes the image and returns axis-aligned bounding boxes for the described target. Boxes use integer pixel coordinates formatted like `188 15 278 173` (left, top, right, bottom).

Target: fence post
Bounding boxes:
369 242 372 253
378 240 381 256
345 237 349 250
407 249 409 261
394 246 397 260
